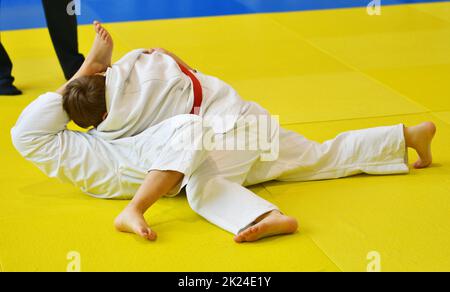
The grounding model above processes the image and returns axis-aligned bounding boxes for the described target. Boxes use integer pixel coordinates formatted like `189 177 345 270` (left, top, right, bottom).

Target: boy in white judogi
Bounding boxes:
11 22 436 243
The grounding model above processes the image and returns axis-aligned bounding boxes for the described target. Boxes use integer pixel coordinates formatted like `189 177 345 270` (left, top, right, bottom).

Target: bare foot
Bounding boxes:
82 21 114 74
234 210 298 243
114 207 157 241
405 122 436 169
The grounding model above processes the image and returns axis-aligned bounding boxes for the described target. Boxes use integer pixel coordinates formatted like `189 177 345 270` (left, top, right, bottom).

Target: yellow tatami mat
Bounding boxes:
265 114 450 272
1 3 449 271
434 111 450 125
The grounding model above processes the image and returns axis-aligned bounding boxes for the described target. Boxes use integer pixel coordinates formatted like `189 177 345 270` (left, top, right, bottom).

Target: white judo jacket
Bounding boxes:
10 50 249 200
10 50 410 234
11 93 209 199
90 49 246 140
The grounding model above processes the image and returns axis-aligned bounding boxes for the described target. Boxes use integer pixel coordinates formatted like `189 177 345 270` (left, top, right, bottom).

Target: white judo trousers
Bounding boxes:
11 50 410 236
184 102 410 235
11 94 410 236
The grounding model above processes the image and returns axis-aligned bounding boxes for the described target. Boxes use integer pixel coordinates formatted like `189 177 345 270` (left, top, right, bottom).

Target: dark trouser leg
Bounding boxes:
0 41 14 87
42 0 85 80
0 41 21 95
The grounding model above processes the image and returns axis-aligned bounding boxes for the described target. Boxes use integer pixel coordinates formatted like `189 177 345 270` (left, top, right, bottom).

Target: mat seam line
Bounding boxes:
267 7 436 115
431 112 450 126
261 184 343 272
302 233 345 272
412 2 450 25
279 111 433 127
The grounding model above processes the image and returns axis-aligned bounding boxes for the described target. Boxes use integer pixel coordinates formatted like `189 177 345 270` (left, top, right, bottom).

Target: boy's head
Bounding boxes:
62 75 107 129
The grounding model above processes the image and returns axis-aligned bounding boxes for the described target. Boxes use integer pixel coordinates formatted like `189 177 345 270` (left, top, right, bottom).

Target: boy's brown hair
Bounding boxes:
62 75 107 129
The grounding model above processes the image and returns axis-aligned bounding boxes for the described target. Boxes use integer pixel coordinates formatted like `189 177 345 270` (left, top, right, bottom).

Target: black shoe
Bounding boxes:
0 84 22 95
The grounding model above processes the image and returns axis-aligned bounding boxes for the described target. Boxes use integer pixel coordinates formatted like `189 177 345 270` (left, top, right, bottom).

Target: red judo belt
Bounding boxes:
178 63 203 115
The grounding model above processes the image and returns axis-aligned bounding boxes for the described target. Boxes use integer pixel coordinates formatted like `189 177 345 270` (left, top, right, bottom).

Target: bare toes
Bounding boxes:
234 227 254 243
147 229 157 241
137 227 156 241
234 234 244 243
414 160 430 169
245 228 255 236
138 228 148 237
94 22 101 33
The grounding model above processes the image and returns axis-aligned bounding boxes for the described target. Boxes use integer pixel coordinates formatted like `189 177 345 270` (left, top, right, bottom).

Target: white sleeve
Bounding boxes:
11 92 125 199
10 92 70 177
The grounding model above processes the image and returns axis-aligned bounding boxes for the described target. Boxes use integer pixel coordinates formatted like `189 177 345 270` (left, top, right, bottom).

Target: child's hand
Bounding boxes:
144 48 169 55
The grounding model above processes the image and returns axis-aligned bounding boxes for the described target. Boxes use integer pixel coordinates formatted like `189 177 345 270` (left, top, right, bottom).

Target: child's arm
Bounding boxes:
145 48 196 72
115 170 185 241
